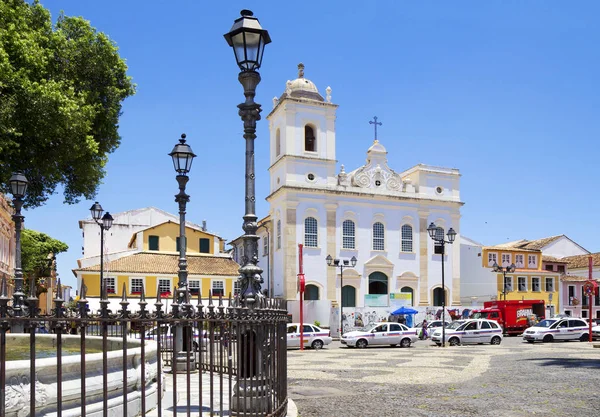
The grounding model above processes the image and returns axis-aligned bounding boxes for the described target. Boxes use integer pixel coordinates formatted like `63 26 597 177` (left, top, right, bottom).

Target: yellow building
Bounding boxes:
73 221 239 310
482 246 560 313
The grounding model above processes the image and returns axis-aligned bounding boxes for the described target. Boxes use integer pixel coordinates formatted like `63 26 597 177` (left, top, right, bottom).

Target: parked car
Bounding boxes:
341 322 418 348
413 320 451 337
431 319 503 346
592 324 600 341
522 318 590 343
287 323 332 350
143 325 207 351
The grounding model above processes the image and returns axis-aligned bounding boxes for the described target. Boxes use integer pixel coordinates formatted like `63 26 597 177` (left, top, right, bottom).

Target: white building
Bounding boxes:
231 64 464 328
459 236 493 306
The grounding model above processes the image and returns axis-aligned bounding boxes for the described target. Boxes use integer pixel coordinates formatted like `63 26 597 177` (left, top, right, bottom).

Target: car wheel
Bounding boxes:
449 337 460 346
356 339 368 349
490 336 501 345
400 338 411 348
312 340 324 350
435 342 441 347
542 334 553 343
580 334 589 342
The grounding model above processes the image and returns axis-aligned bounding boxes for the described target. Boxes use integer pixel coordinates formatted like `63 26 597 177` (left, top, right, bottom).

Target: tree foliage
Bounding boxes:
21 228 68 296
0 0 135 207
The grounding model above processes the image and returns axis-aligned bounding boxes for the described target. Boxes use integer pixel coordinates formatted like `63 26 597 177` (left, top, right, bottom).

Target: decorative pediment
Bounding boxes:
349 140 402 191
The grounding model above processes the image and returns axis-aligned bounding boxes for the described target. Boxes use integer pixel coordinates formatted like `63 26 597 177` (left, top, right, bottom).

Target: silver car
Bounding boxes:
341 322 418 348
522 318 589 343
431 319 503 346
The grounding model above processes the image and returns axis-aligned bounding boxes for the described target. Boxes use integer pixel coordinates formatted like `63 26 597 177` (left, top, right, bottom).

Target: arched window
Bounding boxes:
373 222 385 251
342 285 356 307
401 224 413 252
433 287 446 306
401 286 414 306
305 125 316 152
305 284 319 300
435 226 445 242
304 217 318 247
275 129 281 156
368 272 388 294
342 220 355 249
276 220 281 249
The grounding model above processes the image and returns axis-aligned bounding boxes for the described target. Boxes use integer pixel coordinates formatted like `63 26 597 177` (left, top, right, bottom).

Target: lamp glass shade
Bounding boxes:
447 228 457 243
492 262 499 272
350 256 357 267
508 263 516 273
169 135 196 174
427 222 437 239
9 172 28 198
89 201 104 221
102 212 114 230
224 10 271 71
326 254 333 266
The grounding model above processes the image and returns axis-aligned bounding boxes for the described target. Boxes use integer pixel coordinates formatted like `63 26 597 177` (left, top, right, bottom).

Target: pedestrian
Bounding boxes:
419 319 428 340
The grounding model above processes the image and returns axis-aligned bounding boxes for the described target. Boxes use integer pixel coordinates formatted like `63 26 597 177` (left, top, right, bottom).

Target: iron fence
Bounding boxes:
0 276 288 416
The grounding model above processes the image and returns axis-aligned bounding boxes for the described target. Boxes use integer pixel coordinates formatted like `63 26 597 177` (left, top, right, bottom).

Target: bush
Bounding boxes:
314 320 321 327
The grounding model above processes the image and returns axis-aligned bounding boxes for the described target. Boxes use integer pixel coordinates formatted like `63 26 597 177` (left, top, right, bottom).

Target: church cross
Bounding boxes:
369 116 382 140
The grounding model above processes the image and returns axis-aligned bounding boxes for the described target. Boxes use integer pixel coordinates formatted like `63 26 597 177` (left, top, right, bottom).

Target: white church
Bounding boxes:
230 64 463 328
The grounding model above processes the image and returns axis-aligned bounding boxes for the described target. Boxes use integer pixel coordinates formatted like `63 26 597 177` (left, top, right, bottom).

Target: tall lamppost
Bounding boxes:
427 222 456 348
169 133 196 372
9 172 28 333
89 202 113 297
326 255 357 337
225 10 271 415
492 262 516 301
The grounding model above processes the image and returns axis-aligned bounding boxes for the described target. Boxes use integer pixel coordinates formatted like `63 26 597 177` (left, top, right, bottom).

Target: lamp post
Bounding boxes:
9 172 28 333
224 9 271 308
326 255 357 337
169 133 196 372
427 222 456 348
89 202 113 297
492 262 516 301
225 10 271 415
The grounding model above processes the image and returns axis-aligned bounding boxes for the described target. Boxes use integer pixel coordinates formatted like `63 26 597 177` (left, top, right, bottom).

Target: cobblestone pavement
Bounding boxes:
288 338 600 417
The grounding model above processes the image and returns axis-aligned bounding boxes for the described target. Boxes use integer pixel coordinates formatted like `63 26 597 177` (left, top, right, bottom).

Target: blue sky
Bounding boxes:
23 1 600 290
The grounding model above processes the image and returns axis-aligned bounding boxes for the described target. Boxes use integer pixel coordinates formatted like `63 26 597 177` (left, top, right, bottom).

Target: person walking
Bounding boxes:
419 319 428 340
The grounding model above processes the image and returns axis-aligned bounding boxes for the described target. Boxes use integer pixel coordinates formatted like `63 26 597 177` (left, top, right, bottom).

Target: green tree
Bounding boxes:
0 0 135 207
21 228 68 296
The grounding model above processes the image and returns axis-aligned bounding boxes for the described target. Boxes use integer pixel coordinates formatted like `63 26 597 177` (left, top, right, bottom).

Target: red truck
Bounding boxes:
470 300 545 335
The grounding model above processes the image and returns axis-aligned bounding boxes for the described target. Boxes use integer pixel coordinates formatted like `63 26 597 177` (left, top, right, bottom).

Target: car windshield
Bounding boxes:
363 324 379 332
534 319 557 328
447 321 464 329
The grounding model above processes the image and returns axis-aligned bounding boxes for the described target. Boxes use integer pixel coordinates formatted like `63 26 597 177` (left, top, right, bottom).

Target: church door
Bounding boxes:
433 287 446 306
368 272 388 295
342 285 356 307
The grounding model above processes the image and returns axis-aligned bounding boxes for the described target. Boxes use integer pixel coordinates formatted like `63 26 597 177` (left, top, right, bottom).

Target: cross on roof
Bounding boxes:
369 116 382 140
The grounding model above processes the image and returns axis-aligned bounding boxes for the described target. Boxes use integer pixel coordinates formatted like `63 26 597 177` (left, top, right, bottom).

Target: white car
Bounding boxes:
143 325 207 351
592 325 600 341
287 323 332 350
341 322 418 348
522 318 590 343
431 319 503 346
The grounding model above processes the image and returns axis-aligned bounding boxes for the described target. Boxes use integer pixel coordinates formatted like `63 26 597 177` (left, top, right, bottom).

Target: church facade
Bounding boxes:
231 64 463 321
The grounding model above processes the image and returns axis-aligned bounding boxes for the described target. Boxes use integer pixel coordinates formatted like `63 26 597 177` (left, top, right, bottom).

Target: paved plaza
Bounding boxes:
288 338 600 417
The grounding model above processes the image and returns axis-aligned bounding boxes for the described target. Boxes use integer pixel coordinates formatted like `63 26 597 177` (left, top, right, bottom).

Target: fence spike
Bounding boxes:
28 276 37 298
208 289 213 306
79 279 87 300
156 284 162 302
0 273 7 297
228 292 232 307
140 282 146 302
121 282 127 301
55 278 62 301
218 292 223 307
197 289 202 306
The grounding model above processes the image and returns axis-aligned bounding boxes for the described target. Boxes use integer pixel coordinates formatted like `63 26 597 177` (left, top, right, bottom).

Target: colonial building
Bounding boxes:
74 208 238 311
231 64 463 326
0 194 15 296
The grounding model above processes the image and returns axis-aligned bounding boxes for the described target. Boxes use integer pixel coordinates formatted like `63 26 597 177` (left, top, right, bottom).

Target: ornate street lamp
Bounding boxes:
9 172 28 332
492 262 516 301
326 255 357 337
225 10 271 415
89 202 113 296
169 133 196 373
427 222 456 347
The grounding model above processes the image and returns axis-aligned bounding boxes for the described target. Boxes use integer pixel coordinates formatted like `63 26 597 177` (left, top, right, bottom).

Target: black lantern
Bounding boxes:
90 201 104 221
9 172 28 199
350 256 357 267
224 9 271 72
169 134 196 175
427 222 437 239
508 263 516 273
326 254 333 267
447 227 457 243
492 262 500 272
102 212 114 230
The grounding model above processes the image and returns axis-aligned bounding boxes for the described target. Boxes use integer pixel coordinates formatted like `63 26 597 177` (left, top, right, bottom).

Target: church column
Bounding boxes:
284 201 299 300
451 212 461 306
325 203 338 301
418 209 430 306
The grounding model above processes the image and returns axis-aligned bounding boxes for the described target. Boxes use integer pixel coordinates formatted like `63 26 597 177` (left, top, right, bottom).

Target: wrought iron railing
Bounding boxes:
0 276 288 416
